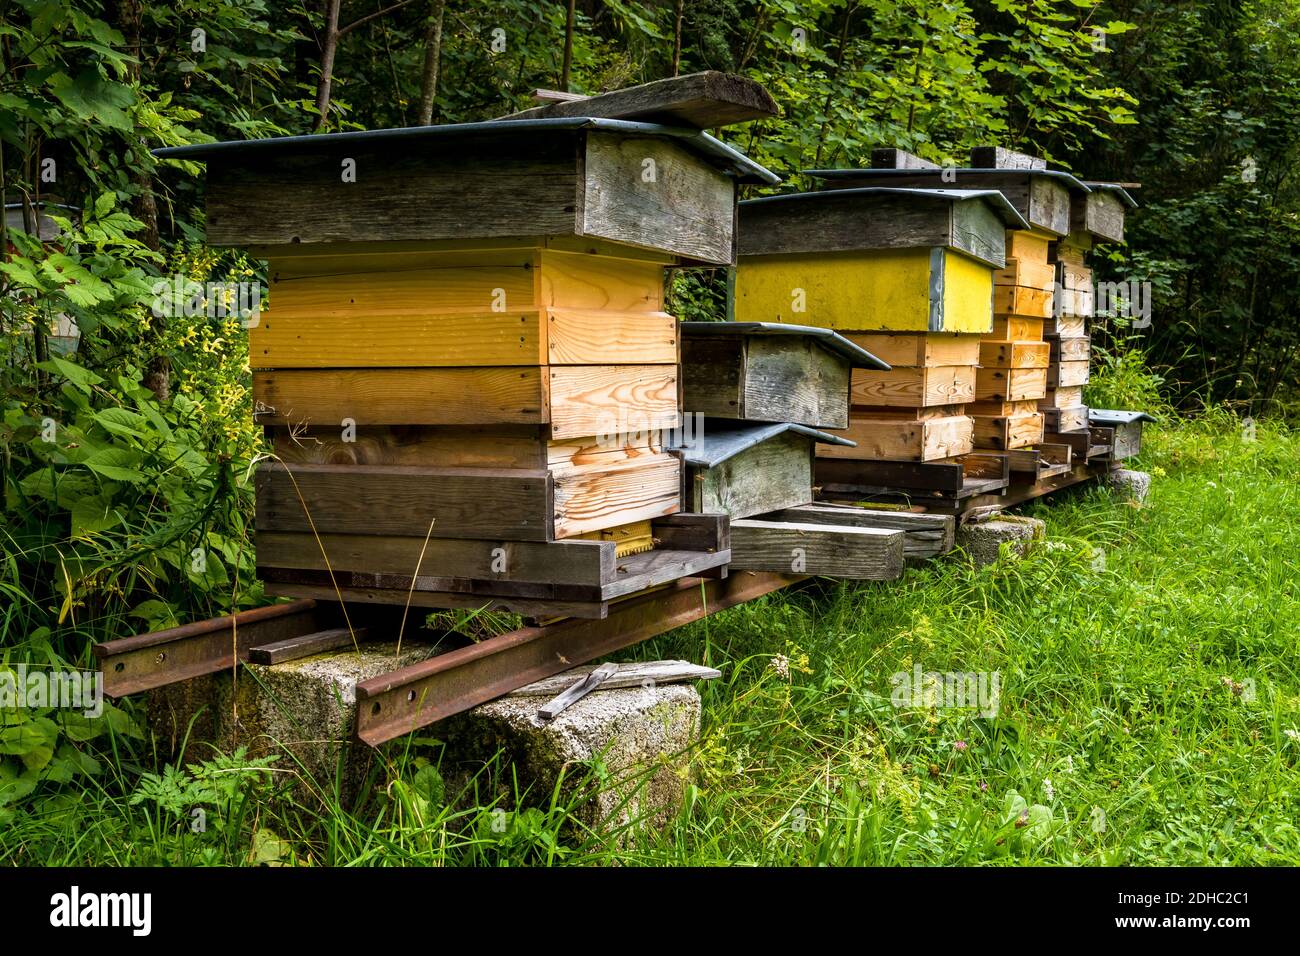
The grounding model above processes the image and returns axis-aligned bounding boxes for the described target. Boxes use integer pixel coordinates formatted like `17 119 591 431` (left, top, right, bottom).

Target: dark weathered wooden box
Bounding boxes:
1090 409 1154 461
680 322 887 429
163 119 778 266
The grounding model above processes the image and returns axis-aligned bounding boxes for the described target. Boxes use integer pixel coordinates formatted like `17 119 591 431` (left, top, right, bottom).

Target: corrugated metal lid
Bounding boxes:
679 321 890 370
806 166 1091 193
739 185 1030 230
673 419 854 468
152 117 780 184
1089 409 1156 425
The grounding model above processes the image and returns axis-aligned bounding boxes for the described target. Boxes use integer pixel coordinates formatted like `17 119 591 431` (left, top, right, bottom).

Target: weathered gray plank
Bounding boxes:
206 132 581 247
970 146 1046 170
682 336 744 417
499 72 778 128
255 462 554 541
742 335 852 428
582 132 735 264
740 192 957 258
1071 190 1125 243
256 531 614 585
506 660 721 697
871 147 939 169
689 430 812 519
728 519 905 579
760 502 955 557
247 627 366 665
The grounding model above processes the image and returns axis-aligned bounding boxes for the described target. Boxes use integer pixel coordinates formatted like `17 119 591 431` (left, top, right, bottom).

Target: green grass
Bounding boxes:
3 409 1299 866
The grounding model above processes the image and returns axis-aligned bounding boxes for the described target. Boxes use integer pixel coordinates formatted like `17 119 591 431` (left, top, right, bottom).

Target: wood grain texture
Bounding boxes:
817 414 974 461
582 133 734 265
251 310 547 368
971 410 1044 449
253 367 548 426
690 431 812 519
760 503 955 557
206 133 581 247
1044 314 1087 337
728 519 904 579
970 146 1046 170
256 531 614 585
978 339 1050 369
499 71 778 128
544 309 678 365
744 335 851 428
1040 405 1089 433
547 364 679 440
994 283 1054 318
1047 334 1090 362
1005 231 1051 263
1048 360 1090 388
842 332 981 368
1027 177 1072 236
537 249 664 312
995 256 1056 292
552 454 681 538
851 365 976 407
255 461 554 540
1039 385 1084 408
1071 189 1125 243
990 316 1044 340
739 191 1006 268
975 366 1048 402
681 336 744 417
269 424 546 469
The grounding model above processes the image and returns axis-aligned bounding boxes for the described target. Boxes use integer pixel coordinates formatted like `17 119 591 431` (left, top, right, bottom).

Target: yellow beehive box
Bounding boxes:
735 187 1030 334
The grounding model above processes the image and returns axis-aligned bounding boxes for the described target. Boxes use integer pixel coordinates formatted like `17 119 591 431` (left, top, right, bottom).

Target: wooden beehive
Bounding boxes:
155 76 780 618
733 185 1026 461
680 322 888 429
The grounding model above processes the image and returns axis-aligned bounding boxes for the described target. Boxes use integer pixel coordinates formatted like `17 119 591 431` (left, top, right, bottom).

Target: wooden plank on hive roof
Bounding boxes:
969 146 1047 170
255 461 555 541
498 71 778 128
253 367 548 427
547 365 679 440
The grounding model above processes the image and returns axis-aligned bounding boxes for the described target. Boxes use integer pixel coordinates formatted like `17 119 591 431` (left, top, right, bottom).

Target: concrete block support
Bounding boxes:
956 515 1046 566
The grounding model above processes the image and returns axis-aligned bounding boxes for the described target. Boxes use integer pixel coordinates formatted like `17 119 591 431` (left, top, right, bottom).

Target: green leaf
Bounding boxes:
84 447 145 483
71 493 122 535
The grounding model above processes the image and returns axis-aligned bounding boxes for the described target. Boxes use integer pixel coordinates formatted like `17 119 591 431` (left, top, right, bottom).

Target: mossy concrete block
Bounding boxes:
438 684 701 836
148 641 434 801
1107 468 1152 504
956 515 1046 566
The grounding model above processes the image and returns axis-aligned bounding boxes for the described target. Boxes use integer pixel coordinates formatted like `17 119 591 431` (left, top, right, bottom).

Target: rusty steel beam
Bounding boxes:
353 571 802 746
93 599 332 697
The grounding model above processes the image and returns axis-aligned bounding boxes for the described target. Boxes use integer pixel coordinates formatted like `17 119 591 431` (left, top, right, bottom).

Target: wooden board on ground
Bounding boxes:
728 519 905 579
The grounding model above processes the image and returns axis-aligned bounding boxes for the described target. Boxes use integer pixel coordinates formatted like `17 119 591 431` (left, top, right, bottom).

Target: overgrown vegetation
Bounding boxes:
2 0 1298 863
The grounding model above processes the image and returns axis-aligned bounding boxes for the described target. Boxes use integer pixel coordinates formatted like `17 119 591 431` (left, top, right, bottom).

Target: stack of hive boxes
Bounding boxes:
732 164 1027 462
1041 182 1136 434
806 148 1092 453
155 75 782 618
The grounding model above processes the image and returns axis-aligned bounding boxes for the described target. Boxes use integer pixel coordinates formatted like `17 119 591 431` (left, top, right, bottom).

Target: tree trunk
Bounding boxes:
417 0 447 125
115 0 169 398
671 0 684 76
313 0 342 132
560 0 576 90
